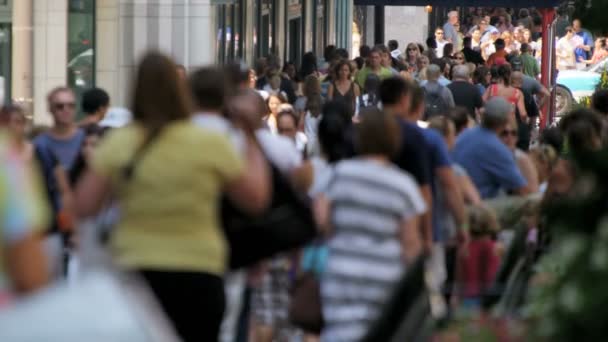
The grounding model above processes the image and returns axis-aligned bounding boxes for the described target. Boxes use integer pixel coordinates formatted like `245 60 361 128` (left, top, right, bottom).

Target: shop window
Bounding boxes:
67 0 95 115
216 1 245 64
286 0 303 66
0 24 10 105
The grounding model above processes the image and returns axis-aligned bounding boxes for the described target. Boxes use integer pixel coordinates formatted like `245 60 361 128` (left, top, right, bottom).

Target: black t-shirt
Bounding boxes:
462 47 485 66
391 119 431 187
447 81 483 119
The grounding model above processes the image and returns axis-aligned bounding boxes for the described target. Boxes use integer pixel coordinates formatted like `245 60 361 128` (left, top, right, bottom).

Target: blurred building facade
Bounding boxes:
2 0 354 124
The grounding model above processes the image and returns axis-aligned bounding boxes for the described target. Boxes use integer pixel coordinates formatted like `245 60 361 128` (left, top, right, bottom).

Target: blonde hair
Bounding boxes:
468 204 500 237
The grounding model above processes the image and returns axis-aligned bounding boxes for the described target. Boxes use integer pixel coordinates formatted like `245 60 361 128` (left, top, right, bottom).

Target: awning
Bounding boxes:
353 0 560 8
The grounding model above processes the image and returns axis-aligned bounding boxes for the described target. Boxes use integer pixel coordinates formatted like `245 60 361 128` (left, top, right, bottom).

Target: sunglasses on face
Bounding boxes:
52 102 76 111
501 129 518 137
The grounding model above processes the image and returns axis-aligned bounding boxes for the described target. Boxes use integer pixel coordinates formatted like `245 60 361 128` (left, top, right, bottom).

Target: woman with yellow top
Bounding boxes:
75 51 269 341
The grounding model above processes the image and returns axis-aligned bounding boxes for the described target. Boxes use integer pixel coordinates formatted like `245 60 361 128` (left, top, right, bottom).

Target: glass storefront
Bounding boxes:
0 23 10 105
285 0 303 66
216 0 245 64
67 0 95 115
0 0 11 105
257 0 276 58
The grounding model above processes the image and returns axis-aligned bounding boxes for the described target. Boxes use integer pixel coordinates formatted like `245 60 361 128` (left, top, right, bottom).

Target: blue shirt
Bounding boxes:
443 22 458 46
33 130 85 231
421 128 452 242
452 127 526 199
34 130 85 172
392 120 431 187
575 30 593 63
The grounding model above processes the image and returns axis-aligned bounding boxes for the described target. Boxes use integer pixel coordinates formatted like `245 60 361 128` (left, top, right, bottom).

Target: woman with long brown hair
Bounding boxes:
75 51 267 341
327 60 360 117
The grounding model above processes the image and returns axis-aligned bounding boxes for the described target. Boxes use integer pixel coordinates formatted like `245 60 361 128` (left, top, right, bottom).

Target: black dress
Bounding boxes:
332 81 356 117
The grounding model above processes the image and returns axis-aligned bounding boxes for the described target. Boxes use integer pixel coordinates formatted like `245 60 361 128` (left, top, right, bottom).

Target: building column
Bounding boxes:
33 0 68 125
11 0 33 118
244 0 255 64
335 0 352 52
97 0 216 108
96 0 120 108
185 0 215 68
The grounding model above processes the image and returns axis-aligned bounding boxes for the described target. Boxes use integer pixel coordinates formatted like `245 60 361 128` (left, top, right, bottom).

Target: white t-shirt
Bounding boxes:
192 113 246 154
557 37 576 69
304 111 322 157
256 129 302 172
436 40 448 58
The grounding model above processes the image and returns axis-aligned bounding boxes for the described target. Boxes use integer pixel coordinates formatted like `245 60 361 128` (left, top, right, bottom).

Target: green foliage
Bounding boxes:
574 70 608 109
572 0 608 35
526 148 608 340
598 68 608 90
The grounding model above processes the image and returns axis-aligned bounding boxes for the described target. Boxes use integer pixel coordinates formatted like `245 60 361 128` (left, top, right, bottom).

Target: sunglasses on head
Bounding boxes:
52 102 76 111
501 129 518 137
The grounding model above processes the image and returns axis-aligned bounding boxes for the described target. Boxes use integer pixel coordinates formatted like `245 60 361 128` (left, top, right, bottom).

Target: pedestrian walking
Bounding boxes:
327 60 360 118
319 107 425 342
75 51 268 342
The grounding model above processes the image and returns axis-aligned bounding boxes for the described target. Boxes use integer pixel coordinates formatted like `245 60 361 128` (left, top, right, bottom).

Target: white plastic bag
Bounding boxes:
0 221 179 342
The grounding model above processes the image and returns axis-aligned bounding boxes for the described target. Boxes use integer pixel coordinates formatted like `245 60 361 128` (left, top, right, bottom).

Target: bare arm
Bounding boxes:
54 165 75 231
536 84 551 107
75 169 111 218
517 90 528 122
6 233 49 294
517 154 539 193
482 87 491 103
420 184 433 254
400 216 422 266
224 135 271 214
458 173 481 205
437 166 466 228
290 161 314 194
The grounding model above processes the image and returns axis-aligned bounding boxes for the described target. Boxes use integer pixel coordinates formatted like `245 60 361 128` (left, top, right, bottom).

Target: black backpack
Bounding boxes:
423 86 449 120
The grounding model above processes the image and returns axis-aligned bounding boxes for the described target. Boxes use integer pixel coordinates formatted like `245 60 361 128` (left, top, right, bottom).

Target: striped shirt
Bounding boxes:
320 158 426 342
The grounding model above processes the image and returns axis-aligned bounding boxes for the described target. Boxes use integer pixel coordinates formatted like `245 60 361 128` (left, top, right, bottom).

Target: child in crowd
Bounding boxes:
456 204 501 309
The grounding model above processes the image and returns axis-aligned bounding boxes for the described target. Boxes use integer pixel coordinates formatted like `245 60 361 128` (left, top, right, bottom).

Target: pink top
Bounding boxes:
457 238 501 298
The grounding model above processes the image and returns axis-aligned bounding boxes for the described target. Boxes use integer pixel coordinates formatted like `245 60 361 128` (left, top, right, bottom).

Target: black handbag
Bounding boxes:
289 244 325 334
221 161 318 270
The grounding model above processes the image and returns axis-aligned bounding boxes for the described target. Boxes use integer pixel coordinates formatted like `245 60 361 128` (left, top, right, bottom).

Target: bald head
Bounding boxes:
482 97 513 131
452 65 470 81
511 71 524 88
426 64 441 81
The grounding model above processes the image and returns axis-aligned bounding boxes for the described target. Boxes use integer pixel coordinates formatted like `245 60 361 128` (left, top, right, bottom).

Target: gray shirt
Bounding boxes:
521 74 543 96
423 81 456 108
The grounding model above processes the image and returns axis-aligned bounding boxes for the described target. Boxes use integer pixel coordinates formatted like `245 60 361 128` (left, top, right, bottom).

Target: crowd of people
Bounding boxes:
0 6 608 342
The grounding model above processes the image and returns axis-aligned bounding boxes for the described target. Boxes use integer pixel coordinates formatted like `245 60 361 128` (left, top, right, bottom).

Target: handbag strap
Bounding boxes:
122 127 163 181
